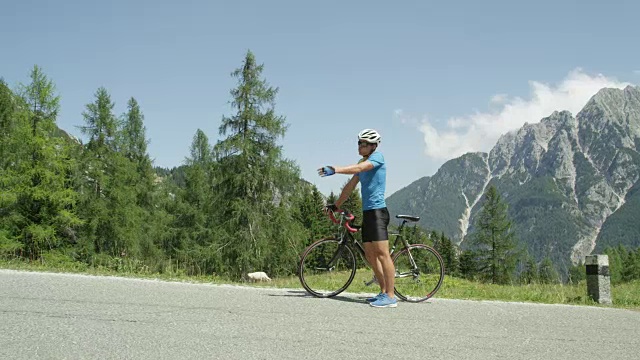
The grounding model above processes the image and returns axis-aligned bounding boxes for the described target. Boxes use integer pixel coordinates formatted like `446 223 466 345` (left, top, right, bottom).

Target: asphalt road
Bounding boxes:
1 269 638 359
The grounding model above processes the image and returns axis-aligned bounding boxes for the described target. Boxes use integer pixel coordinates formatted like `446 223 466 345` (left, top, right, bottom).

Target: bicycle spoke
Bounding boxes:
393 245 444 302
299 238 356 298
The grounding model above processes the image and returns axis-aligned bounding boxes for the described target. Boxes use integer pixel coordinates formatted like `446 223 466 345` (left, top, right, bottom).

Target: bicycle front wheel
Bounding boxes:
298 238 356 298
393 244 445 302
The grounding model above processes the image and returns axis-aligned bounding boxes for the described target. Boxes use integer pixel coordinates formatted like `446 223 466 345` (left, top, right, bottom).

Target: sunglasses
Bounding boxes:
358 141 372 146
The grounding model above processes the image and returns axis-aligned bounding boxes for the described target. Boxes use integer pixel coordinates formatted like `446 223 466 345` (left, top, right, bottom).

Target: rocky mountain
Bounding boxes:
386 85 640 274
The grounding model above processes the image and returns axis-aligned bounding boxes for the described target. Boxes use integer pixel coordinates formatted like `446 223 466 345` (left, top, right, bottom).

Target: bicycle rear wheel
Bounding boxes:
393 244 445 302
298 238 357 298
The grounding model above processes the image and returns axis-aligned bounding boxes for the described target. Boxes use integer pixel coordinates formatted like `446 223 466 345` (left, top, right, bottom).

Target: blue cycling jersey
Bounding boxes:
357 151 386 211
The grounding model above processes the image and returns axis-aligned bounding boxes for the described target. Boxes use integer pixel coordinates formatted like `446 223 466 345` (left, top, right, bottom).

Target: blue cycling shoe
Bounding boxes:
366 292 383 303
370 293 398 308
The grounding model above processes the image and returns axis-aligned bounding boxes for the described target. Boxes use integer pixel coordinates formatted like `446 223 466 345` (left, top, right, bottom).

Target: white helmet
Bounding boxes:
358 129 381 144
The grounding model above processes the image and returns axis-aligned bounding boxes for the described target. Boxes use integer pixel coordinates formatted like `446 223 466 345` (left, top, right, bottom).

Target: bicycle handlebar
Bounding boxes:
328 209 358 233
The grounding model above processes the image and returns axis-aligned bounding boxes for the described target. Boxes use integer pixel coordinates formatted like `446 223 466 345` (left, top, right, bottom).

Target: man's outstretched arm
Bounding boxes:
318 160 374 177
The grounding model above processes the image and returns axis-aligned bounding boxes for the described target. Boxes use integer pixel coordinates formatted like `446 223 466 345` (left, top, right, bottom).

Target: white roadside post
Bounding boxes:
585 254 612 305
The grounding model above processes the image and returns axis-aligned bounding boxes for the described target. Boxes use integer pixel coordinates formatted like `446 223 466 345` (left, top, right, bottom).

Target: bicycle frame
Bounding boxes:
299 208 445 301
329 210 420 276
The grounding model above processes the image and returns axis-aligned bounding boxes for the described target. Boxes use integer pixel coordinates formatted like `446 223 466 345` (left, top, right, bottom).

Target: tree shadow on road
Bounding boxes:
267 290 434 306
266 290 372 304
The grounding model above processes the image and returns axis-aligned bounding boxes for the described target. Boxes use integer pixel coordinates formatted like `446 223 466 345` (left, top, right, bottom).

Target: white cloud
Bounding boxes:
393 109 406 124
403 68 632 161
489 93 508 104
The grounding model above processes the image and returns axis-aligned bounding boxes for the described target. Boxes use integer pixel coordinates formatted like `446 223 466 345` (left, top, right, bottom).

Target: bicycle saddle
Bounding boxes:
395 214 420 222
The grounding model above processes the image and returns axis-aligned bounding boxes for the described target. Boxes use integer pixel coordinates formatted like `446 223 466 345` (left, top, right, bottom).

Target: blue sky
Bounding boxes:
2 0 639 196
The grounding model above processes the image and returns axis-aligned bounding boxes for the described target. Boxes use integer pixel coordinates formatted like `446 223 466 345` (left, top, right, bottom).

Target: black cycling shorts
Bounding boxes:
361 207 390 242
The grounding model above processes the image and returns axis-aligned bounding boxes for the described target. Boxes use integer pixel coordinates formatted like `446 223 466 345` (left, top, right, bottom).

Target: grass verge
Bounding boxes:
1 258 638 310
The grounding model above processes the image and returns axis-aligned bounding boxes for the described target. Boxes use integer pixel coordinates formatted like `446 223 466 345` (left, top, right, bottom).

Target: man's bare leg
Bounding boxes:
364 242 386 293
368 240 395 297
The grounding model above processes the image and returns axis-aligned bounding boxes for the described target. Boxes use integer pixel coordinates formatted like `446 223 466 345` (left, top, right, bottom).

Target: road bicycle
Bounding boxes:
298 208 445 302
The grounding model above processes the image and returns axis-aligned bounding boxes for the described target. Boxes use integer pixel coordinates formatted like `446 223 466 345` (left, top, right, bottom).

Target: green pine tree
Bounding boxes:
537 256 559 284
117 97 166 262
9 65 81 258
326 191 337 203
621 248 640 282
567 260 585 284
519 253 538 284
434 232 458 276
295 185 332 246
120 97 156 206
0 78 16 168
77 87 124 257
212 50 304 278
458 249 477 280
0 79 23 256
604 245 626 284
121 98 149 163
468 185 519 284
180 129 216 249
341 180 363 219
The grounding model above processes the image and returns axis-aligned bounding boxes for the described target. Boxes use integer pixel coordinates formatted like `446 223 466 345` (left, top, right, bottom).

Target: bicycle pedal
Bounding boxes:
364 277 379 286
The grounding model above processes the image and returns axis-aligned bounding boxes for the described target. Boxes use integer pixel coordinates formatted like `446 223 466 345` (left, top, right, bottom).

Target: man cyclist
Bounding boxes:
317 129 396 308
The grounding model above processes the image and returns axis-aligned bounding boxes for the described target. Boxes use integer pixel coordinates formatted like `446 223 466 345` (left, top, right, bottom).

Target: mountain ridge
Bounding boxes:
386 85 640 273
